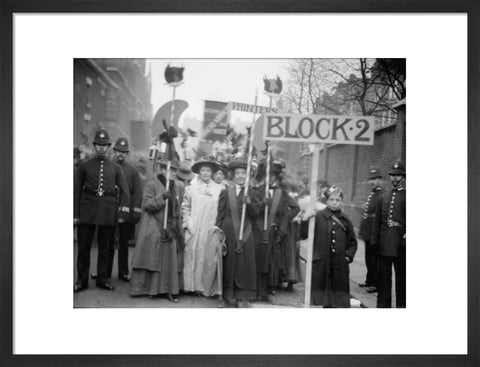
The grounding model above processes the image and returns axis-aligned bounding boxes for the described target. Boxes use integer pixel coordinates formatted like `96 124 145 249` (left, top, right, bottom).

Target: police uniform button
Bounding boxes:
332 239 336 243
332 248 336 253
332 230 335 234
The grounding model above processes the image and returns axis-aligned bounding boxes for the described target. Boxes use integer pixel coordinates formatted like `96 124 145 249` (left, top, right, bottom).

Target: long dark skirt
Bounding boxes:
129 239 179 296
221 216 256 302
282 222 300 284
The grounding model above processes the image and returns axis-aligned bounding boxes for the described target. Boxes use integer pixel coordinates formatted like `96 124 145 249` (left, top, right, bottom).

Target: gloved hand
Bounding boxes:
263 197 272 206
242 195 251 205
302 208 316 221
130 211 141 224
162 191 172 200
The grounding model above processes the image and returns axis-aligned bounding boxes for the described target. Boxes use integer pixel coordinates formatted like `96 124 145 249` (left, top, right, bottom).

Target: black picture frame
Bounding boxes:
1 1 478 366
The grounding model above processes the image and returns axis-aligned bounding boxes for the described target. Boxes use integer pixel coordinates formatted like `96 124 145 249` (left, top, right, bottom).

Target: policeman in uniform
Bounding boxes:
358 168 385 293
74 128 130 292
371 160 406 308
106 137 142 282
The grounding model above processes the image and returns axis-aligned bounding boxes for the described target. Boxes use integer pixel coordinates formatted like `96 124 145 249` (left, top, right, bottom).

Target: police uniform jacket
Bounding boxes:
75 156 130 226
359 186 385 241
370 187 406 257
118 161 142 223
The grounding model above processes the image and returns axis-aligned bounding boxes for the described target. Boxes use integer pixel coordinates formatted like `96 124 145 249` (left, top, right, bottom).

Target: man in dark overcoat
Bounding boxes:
106 137 142 282
215 157 262 308
358 168 385 293
74 128 130 292
371 160 406 308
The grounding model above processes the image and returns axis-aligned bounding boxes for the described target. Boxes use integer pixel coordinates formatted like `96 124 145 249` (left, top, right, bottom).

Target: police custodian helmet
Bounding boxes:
113 137 129 152
93 128 111 145
367 168 382 180
388 160 406 176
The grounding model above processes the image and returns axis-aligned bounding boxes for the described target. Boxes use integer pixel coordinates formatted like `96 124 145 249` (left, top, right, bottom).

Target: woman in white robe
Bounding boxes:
181 156 224 296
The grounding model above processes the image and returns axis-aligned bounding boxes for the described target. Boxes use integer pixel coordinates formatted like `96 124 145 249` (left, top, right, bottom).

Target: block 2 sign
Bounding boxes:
263 113 375 146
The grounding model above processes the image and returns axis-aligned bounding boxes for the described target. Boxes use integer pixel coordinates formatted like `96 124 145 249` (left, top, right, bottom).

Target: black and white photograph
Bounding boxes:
73 58 406 309
8 11 472 361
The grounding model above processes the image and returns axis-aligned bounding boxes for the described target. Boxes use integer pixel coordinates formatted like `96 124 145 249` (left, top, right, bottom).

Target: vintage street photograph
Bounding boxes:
73 58 406 309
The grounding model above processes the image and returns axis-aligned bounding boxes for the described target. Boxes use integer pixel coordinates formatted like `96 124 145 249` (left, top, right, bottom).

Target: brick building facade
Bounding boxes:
74 59 152 156
285 101 406 228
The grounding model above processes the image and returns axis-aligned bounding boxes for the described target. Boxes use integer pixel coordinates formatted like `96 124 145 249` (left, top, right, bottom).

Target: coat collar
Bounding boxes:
322 207 344 219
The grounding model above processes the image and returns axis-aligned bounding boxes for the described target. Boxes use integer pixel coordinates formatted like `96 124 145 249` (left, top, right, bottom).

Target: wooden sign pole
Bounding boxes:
239 89 258 241
304 144 320 308
163 85 176 230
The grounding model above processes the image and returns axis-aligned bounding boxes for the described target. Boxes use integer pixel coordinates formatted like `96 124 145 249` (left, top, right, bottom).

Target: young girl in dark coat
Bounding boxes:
301 186 357 307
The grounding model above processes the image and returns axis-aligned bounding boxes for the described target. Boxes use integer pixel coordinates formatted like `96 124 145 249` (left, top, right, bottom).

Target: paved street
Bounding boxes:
74 234 395 308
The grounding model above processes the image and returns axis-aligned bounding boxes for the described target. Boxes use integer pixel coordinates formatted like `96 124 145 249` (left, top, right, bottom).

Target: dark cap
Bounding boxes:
228 157 248 171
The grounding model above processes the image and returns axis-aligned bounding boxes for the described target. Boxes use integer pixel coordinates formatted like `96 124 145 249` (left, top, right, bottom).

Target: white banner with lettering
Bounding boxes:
263 113 375 145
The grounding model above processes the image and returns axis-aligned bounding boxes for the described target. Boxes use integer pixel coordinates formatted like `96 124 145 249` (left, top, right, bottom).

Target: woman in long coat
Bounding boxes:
181 156 224 296
301 186 357 307
129 160 183 302
281 181 301 292
215 157 262 308
251 160 290 301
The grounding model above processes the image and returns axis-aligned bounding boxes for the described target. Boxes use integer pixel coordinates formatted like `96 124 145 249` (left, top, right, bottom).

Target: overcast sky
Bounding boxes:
149 59 291 128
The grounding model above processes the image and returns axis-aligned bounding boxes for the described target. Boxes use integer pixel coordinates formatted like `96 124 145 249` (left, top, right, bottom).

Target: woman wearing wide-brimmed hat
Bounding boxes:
181 155 224 297
129 159 184 302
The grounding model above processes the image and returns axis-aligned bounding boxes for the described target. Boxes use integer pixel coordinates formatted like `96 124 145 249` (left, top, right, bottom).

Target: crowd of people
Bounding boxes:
74 127 406 308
